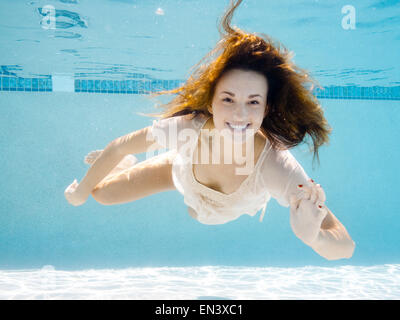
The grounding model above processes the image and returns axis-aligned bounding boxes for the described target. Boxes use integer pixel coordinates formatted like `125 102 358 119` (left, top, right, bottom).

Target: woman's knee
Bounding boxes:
91 185 113 205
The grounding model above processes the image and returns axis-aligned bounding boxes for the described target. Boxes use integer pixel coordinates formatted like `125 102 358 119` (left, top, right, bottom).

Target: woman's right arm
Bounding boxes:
74 125 161 200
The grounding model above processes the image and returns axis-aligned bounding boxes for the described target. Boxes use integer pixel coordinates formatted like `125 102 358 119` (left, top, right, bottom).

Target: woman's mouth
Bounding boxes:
225 122 251 131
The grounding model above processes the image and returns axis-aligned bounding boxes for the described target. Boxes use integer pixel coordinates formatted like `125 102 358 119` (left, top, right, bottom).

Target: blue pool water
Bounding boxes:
0 0 399 299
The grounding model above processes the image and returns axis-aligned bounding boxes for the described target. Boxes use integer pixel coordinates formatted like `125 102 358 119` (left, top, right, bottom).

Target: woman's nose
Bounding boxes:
232 105 248 119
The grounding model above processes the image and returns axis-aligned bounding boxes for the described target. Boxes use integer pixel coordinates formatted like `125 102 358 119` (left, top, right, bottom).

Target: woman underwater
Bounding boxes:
65 0 355 260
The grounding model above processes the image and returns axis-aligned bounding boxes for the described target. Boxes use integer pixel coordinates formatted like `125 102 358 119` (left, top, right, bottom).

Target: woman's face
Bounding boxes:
210 68 268 143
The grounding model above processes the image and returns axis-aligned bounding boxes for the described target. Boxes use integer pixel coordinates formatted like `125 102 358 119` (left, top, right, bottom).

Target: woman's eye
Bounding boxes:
222 98 260 105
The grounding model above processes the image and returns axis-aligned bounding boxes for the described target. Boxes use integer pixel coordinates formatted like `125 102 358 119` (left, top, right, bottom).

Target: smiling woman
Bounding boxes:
1 0 400 301
65 0 354 261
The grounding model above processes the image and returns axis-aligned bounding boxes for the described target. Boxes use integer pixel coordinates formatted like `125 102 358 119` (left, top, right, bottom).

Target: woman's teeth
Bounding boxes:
227 122 249 130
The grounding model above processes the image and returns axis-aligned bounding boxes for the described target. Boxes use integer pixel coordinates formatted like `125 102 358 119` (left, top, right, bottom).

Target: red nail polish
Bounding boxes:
298 184 303 188
311 179 314 183
318 205 322 209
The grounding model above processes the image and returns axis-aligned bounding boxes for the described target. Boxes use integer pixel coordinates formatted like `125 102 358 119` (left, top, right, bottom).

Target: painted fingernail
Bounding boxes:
311 179 314 183
318 205 323 209
298 184 303 188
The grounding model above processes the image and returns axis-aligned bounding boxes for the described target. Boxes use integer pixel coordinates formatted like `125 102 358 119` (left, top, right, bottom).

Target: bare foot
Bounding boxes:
84 149 139 173
84 149 103 165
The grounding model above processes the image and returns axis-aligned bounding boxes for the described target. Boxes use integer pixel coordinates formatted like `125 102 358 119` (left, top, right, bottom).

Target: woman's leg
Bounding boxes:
91 150 176 205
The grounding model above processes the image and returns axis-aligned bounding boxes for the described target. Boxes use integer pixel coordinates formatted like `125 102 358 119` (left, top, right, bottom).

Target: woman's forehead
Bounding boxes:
216 69 268 94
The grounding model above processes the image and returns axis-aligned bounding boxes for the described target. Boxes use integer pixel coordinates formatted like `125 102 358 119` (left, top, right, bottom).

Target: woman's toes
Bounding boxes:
84 149 104 164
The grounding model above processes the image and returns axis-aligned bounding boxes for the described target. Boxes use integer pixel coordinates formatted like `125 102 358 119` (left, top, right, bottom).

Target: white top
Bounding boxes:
150 113 310 225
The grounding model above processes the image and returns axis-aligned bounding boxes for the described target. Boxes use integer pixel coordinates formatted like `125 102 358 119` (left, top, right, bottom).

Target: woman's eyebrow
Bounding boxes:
220 91 262 98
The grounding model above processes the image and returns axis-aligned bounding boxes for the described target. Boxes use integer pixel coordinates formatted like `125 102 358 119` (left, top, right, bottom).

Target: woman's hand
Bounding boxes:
64 179 89 206
289 179 328 246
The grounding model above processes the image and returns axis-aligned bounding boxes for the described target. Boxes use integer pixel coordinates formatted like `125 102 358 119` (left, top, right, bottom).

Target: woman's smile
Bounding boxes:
225 122 251 131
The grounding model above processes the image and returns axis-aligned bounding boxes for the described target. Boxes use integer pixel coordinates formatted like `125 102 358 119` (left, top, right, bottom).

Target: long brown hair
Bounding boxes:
143 0 332 166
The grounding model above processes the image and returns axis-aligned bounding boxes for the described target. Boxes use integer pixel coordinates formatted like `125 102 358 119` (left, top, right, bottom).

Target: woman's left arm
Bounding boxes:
289 180 355 260
310 206 355 260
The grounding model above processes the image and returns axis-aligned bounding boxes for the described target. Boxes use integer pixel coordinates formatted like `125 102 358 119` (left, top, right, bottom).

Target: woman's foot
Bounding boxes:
84 149 103 165
84 149 139 173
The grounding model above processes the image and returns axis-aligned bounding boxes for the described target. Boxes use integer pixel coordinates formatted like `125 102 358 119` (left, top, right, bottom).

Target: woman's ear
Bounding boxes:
207 104 213 114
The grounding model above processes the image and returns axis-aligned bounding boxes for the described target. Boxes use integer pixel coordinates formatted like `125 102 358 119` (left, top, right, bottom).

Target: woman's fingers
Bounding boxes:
309 179 326 204
297 182 313 201
315 184 326 203
64 179 87 206
310 185 317 203
296 179 326 207
65 179 78 194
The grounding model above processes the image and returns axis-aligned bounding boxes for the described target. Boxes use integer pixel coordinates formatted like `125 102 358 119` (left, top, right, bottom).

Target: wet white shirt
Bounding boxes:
150 113 310 225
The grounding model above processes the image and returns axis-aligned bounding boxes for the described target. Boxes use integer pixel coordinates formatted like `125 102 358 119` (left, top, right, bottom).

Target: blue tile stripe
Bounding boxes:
1 76 52 92
312 85 400 100
1 75 399 100
73 78 183 94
